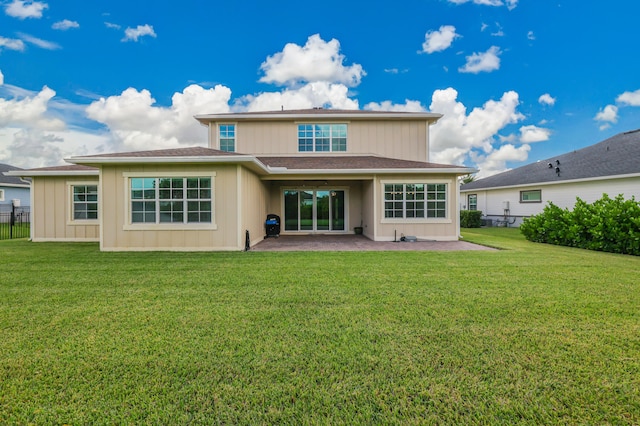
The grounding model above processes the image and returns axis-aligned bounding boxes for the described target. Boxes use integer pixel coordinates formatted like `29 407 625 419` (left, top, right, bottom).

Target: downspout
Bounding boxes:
456 176 461 239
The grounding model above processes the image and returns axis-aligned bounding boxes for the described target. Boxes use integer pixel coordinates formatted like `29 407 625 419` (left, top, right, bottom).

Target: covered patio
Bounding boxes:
250 234 495 252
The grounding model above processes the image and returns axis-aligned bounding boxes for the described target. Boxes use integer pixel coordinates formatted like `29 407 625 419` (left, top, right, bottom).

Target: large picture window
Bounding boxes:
298 124 347 152
384 183 447 219
218 124 235 152
130 177 212 224
72 185 98 220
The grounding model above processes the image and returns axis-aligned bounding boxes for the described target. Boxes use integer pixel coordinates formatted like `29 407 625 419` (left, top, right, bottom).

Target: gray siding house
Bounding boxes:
0 163 30 212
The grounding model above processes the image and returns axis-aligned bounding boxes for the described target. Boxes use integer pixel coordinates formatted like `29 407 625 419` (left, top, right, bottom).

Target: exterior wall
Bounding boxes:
463 176 640 227
218 119 429 162
374 174 460 241
240 167 270 247
30 176 100 241
0 186 30 209
361 179 375 239
100 164 241 251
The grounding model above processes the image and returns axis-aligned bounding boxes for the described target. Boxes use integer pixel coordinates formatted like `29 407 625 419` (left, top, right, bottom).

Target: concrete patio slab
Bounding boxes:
251 234 495 252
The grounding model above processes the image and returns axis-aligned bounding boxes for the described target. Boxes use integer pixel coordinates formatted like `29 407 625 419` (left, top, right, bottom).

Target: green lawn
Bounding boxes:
1 229 639 424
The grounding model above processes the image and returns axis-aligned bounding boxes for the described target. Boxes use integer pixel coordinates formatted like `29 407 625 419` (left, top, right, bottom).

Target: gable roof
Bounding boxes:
0 163 30 186
461 129 640 191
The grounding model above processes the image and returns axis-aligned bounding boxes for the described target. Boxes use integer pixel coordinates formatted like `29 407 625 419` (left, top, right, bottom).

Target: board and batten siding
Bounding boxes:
240 166 270 247
100 164 241 251
216 119 430 163
374 174 459 241
31 176 100 241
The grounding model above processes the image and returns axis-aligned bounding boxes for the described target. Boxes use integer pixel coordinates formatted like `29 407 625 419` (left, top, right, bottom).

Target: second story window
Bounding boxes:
298 124 347 152
219 124 235 152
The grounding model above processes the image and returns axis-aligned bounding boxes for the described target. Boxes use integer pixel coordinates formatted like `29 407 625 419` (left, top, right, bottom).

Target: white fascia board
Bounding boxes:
4 169 99 177
265 167 477 176
67 155 271 174
0 182 30 188
460 172 640 192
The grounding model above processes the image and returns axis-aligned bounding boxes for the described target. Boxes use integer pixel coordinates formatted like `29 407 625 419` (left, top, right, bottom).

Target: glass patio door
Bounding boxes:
283 189 345 232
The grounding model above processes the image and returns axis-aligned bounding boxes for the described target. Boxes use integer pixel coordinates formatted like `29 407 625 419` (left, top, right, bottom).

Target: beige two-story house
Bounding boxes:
12 109 476 251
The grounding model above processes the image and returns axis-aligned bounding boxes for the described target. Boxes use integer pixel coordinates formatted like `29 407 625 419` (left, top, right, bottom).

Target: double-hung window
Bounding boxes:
218 124 235 152
384 183 447 219
468 194 477 211
130 177 212 224
298 124 347 152
72 184 98 220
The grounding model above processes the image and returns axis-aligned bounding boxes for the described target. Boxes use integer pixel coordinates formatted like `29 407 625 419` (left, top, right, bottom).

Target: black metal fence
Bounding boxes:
0 205 31 240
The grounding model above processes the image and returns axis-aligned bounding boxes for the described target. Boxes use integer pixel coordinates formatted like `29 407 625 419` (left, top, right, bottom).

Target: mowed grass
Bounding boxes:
1 229 639 424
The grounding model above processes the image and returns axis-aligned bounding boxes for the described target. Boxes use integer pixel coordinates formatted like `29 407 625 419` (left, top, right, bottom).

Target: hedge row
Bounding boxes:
460 210 483 228
520 194 640 256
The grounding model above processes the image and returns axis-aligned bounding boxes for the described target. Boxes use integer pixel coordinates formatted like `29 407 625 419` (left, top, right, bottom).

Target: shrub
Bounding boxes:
460 210 483 228
520 194 640 255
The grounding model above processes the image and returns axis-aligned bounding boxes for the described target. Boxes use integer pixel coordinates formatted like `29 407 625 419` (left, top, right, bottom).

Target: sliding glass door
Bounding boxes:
283 189 346 232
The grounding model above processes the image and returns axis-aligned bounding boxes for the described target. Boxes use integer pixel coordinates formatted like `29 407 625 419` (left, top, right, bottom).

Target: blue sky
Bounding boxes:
1 0 639 176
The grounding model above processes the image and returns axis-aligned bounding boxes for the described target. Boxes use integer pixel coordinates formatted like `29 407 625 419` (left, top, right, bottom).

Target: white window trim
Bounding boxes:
380 179 452 224
122 171 218 231
217 123 237 152
67 181 99 225
296 123 348 153
0 189 4 202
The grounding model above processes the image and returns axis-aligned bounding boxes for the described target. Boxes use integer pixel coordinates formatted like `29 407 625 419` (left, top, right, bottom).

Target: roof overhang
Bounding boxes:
195 111 443 126
4 168 99 178
67 154 272 175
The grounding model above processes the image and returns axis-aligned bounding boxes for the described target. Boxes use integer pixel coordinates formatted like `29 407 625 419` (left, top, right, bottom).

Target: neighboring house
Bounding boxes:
461 129 640 226
9 109 476 251
0 163 30 211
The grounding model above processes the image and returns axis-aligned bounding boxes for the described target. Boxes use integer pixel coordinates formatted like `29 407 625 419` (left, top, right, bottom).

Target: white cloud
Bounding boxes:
259 34 365 87
52 19 79 30
237 82 359 112
459 46 501 73
0 36 25 52
519 125 551 143
17 32 61 50
447 0 518 8
471 144 530 178
122 24 157 42
538 93 556 106
527 31 535 40
0 85 65 130
421 25 460 54
105 22 121 30
0 70 3 86
616 89 640 106
428 87 525 167
363 99 425 112
86 84 231 151
594 104 618 123
4 0 48 19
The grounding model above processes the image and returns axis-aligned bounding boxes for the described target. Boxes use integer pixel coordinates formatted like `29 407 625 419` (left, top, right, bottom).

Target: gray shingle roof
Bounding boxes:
461 129 640 191
257 156 460 170
0 163 29 186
